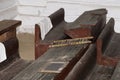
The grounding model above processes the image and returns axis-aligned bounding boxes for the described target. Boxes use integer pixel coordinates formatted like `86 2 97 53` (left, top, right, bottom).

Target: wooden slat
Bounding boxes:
29 72 43 80
12 44 86 80
110 61 120 80
44 9 106 42
65 44 96 80
0 59 31 80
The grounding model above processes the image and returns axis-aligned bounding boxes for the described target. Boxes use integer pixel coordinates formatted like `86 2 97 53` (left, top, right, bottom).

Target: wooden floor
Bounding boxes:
17 33 35 60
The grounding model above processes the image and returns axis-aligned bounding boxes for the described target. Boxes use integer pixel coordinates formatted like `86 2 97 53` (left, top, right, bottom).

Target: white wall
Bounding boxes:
0 0 17 20
16 0 120 33
15 0 47 33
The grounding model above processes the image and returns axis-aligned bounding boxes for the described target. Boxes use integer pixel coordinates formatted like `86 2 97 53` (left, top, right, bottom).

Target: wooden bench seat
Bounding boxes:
0 59 31 80
10 8 107 80
64 18 120 80
110 61 120 80
12 44 89 80
64 44 115 80
0 20 32 80
35 8 107 59
64 44 97 80
104 33 120 58
97 18 120 66
71 18 120 80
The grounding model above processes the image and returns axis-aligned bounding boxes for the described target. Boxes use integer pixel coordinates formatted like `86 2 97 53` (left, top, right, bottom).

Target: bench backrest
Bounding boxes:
49 8 65 28
97 18 114 53
35 8 107 59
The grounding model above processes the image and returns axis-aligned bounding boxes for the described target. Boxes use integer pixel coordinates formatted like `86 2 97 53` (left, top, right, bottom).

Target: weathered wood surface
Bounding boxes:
69 18 117 80
65 8 107 41
111 61 120 80
84 65 114 80
97 18 120 66
64 20 120 80
33 8 108 79
66 8 107 29
44 8 107 42
0 20 21 59
65 44 97 80
65 44 115 80
0 20 32 80
35 8 107 59
64 18 120 80
0 20 21 35
80 18 120 80
0 59 31 80
12 44 88 80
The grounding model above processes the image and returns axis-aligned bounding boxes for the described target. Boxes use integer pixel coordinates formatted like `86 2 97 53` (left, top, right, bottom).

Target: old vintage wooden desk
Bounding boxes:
15 8 107 80
35 8 107 59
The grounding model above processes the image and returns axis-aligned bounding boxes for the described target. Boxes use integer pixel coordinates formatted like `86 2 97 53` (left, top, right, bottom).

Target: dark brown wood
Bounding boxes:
0 20 21 35
65 44 97 80
97 18 120 66
0 20 21 59
35 8 107 59
12 44 87 80
35 8 66 59
33 8 108 80
31 8 120 80
54 45 89 80
0 20 32 80
49 8 65 28
65 28 91 38
65 45 115 80
65 9 107 42
63 18 120 80
11 8 113 80
110 61 120 80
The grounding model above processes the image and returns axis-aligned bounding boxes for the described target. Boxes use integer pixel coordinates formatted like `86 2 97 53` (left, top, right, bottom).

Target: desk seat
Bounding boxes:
0 20 32 80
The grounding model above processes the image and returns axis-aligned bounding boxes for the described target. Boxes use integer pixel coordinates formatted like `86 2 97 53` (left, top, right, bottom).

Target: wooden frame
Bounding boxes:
35 8 107 59
97 18 120 66
0 20 21 62
0 20 32 80
35 8 65 59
